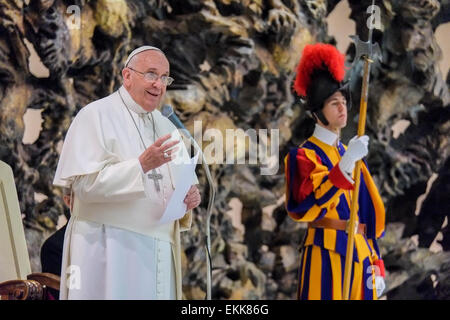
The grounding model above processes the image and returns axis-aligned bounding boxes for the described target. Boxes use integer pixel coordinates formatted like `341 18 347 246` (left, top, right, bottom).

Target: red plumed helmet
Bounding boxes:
293 43 346 97
292 43 350 125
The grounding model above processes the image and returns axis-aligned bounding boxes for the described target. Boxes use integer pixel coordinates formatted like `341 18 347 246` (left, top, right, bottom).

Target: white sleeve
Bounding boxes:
72 158 149 203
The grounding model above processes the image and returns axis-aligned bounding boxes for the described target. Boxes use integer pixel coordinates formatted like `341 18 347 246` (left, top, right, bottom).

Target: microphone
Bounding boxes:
161 104 216 300
161 104 188 132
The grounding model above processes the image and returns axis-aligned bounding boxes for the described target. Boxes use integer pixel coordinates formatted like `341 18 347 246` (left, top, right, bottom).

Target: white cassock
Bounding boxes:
53 85 196 300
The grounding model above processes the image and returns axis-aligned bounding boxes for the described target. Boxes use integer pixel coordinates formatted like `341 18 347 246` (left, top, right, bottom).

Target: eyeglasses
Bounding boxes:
127 67 174 86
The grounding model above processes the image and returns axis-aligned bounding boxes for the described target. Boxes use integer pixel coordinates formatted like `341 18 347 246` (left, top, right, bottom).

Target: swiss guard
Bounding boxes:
284 43 386 300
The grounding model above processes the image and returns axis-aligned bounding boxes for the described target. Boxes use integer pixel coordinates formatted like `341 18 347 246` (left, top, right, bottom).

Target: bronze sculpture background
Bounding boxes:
0 0 449 299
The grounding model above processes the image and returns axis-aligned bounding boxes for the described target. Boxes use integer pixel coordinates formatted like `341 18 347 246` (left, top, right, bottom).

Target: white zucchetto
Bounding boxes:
124 46 163 67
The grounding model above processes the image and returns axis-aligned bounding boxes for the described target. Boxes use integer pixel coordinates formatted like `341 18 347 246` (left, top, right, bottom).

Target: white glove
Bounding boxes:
339 135 370 174
375 275 386 298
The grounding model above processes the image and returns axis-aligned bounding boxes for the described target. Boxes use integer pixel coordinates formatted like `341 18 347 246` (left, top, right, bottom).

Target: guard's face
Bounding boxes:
321 91 348 130
122 50 170 112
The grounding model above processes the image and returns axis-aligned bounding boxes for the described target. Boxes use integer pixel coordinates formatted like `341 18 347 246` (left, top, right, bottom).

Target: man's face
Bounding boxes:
122 50 170 112
320 90 348 130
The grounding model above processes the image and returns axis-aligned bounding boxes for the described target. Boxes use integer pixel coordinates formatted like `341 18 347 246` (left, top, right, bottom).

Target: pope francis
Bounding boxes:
53 46 201 300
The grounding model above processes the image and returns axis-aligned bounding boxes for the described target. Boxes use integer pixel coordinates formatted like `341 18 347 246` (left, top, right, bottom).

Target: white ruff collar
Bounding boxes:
312 124 339 146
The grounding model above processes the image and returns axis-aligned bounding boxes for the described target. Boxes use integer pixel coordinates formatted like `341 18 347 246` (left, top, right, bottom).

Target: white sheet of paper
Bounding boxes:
158 151 199 224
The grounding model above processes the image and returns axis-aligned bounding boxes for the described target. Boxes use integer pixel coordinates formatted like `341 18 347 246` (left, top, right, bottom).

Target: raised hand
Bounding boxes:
139 133 180 173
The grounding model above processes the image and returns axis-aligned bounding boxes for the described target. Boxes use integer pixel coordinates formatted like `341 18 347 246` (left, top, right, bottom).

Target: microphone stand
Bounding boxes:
180 129 215 300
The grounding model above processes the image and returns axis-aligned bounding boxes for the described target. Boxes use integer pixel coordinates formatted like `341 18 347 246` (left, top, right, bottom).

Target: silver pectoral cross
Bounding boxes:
147 169 163 192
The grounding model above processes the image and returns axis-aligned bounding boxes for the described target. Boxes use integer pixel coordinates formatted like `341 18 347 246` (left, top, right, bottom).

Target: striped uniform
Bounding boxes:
285 134 385 300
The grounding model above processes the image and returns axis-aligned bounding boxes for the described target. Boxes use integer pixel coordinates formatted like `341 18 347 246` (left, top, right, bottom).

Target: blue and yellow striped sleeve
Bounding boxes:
285 147 354 222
